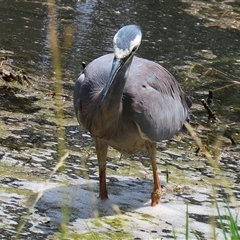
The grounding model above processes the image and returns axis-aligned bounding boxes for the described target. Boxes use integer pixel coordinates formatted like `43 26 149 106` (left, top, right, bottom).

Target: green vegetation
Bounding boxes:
0 0 239 239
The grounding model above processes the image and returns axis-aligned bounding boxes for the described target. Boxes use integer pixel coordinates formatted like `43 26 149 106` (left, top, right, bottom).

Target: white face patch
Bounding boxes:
113 33 142 59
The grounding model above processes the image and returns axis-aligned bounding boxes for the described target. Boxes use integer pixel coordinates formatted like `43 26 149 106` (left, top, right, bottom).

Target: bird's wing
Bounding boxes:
73 54 114 131
124 57 190 142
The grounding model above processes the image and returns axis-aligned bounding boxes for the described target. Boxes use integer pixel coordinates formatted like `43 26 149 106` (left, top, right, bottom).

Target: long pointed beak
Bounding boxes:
99 57 124 107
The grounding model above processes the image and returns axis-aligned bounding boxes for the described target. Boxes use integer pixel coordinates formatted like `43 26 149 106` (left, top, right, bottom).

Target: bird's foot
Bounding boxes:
151 188 162 207
99 191 108 200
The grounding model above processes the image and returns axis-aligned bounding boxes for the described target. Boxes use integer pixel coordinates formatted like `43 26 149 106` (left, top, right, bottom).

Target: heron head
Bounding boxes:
99 25 142 107
113 24 142 60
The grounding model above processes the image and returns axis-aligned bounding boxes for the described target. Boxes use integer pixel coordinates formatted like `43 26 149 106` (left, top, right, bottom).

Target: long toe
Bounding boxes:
151 188 162 207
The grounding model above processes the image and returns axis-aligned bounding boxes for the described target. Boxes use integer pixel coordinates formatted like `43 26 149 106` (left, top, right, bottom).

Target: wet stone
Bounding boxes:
0 2 240 238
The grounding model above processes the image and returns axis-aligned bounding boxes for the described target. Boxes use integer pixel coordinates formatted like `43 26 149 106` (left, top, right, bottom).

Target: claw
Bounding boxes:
151 188 162 207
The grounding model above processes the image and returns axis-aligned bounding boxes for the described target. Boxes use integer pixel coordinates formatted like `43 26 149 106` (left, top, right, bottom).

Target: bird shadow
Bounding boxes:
34 177 157 233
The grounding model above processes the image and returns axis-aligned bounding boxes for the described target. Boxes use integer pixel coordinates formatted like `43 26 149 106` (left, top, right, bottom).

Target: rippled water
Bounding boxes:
0 0 240 239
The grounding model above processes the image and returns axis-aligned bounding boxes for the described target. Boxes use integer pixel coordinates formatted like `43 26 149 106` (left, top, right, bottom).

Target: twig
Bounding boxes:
207 90 213 105
201 99 220 122
212 82 240 92
183 121 237 207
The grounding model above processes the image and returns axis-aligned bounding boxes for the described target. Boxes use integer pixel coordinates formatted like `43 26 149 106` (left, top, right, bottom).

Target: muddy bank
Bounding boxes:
0 53 240 240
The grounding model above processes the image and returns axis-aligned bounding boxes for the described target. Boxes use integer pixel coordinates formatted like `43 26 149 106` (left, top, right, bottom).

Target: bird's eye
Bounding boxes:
132 46 137 52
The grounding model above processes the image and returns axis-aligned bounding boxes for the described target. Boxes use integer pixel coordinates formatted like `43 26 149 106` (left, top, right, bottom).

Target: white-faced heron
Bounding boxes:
74 24 191 206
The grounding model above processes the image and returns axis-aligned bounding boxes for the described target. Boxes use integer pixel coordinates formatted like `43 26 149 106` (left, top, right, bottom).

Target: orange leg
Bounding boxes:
145 141 162 206
94 137 108 199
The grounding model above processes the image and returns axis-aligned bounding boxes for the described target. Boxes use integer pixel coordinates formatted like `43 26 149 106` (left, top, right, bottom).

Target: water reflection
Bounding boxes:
0 1 49 73
1 1 239 78
0 1 240 239
0 0 239 148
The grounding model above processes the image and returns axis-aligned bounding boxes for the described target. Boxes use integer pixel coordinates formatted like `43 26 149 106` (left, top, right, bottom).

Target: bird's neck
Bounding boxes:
91 57 134 139
101 59 132 115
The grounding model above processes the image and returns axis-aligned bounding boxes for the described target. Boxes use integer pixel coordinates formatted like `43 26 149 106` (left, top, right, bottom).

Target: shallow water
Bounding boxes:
0 0 240 239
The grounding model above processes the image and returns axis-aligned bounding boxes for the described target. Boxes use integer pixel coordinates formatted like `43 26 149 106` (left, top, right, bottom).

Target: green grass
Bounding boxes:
215 200 240 240
9 1 239 240
179 199 240 240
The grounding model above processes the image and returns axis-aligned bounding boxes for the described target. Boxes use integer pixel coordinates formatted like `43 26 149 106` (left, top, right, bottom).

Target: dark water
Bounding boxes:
1 0 239 77
1 0 240 119
0 1 240 239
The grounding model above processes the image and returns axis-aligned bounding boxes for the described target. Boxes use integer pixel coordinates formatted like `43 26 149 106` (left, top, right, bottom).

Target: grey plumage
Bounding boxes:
74 25 191 206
